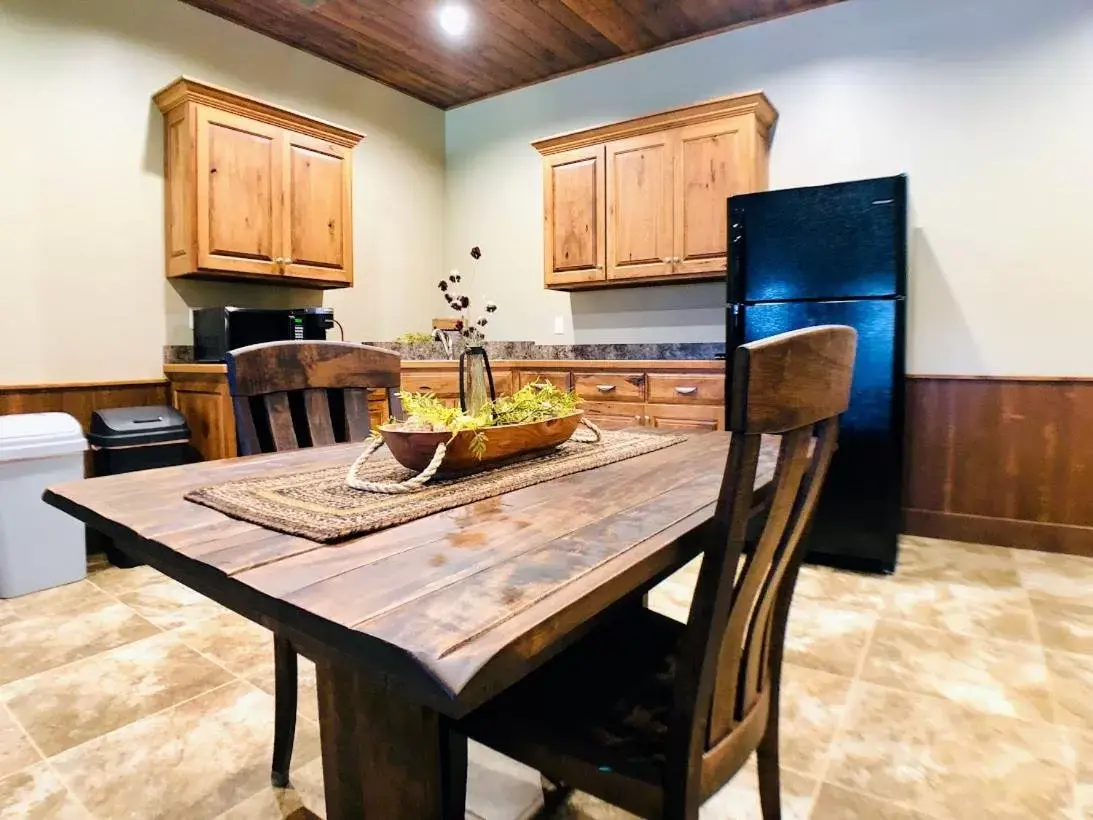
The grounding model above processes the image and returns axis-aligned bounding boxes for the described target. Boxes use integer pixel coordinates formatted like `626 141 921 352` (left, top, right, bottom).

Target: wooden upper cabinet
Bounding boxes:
543 145 605 287
283 131 352 284
606 132 674 281
534 91 775 291
154 77 363 290
673 117 752 277
195 108 282 277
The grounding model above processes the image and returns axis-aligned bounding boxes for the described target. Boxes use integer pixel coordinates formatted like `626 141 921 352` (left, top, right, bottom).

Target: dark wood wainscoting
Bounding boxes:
904 376 1093 556
0 379 171 475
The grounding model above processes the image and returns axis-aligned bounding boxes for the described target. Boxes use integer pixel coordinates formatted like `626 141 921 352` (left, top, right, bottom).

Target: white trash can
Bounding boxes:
0 412 88 598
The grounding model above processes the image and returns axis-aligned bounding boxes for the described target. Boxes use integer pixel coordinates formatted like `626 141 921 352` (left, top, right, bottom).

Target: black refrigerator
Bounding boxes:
726 175 907 574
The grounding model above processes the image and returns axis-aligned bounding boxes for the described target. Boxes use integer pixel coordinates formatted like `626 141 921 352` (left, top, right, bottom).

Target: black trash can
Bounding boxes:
88 406 192 568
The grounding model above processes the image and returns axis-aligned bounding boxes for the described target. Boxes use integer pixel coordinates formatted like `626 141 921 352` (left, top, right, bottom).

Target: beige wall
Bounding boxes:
0 0 445 385
445 0 1093 376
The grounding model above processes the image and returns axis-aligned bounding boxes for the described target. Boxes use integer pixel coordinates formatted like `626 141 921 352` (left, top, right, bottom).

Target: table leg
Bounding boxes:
315 659 466 820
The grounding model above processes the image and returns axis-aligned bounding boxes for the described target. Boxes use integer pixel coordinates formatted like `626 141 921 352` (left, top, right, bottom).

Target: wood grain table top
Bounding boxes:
44 432 776 717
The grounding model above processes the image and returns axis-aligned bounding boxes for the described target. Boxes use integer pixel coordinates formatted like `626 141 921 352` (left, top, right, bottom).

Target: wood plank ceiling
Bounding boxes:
179 0 845 109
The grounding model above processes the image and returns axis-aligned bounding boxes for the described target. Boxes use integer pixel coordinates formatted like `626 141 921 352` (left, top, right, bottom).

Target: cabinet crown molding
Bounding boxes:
153 76 365 149
531 91 776 156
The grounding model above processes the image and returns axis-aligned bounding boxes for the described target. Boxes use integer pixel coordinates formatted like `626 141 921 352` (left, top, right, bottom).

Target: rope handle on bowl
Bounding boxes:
572 416 603 443
346 416 603 494
345 437 447 494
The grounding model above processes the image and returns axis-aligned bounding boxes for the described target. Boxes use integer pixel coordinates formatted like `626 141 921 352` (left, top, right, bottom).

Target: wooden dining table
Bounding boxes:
43 431 776 819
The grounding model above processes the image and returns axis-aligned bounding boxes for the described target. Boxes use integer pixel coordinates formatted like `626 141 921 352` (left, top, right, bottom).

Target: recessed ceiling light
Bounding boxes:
437 3 470 38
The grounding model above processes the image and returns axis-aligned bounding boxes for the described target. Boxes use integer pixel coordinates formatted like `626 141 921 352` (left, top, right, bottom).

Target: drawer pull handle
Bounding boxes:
596 384 616 392
675 386 698 395
419 385 431 391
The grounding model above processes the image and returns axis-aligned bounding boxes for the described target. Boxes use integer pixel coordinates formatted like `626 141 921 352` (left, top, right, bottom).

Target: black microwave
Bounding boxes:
192 307 334 362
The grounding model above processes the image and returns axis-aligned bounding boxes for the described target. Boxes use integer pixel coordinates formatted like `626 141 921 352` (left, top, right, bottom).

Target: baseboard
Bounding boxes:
904 508 1093 557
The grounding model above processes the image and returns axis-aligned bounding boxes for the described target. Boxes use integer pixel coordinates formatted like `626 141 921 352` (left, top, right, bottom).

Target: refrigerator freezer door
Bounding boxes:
733 298 904 572
727 175 906 303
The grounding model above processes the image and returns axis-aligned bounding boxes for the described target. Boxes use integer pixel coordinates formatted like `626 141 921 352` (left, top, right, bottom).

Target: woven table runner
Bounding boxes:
185 429 685 543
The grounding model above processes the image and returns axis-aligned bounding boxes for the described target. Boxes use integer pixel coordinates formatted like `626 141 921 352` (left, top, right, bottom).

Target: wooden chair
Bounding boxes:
224 340 402 787
452 325 857 819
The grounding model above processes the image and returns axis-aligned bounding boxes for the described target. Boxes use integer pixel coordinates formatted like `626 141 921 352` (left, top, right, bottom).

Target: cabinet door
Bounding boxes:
170 377 238 461
194 107 282 277
283 132 353 286
580 401 644 431
544 146 606 287
517 370 572 391
606 133 674 281
644 403 723 432
672 117 751 277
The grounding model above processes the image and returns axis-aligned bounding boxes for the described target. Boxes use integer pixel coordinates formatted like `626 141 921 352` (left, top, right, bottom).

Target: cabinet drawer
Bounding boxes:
644 403 723 432
574 372 645 403
400 370 513 400
647 374 725 405
402 370 461 397
580 401 644 431
517 370 572 391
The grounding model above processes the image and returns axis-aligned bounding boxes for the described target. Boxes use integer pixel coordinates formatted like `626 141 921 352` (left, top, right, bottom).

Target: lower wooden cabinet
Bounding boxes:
167 360 725 461
168 372 237 462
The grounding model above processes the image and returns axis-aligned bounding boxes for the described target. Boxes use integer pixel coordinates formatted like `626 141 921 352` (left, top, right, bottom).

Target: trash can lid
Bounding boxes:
88 406 190 448
0 412 88 463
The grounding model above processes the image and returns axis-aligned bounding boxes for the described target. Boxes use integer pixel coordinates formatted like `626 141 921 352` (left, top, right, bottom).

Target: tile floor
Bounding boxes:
2 536 1092 818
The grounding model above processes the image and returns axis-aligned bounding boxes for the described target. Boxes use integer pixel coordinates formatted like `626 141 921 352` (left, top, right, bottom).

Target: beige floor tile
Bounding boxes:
1047 649 1093 731
700 757 816 820
862 619 1053 721
1032 595 1093 656
246 655 319 723
0 763 89 820
6 580 113 619
0 706 40 780
86 563 166 595
811 783 932 819
1015 550 1093 605
785 598 877 678
0 600 159 686
0 601 15 628
1 632 233 756
466 741 545 820
51 681 321 820
895 537 1021 588
882 580 1036 643
216 754 325 820
172 609 274 675
826 682 1072 819
778 664 854 777
1068 728 1093 819
117 578 228 629
794 566 890 612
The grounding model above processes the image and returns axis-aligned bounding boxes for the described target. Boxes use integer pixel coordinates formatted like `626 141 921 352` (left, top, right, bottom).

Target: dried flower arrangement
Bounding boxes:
437 246 498 344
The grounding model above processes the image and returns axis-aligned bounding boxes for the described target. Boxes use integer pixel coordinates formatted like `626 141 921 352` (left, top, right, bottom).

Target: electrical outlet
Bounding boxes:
553 315 564 335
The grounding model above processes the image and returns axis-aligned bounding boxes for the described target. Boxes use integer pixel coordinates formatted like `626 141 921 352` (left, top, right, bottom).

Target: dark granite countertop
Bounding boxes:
166 341 725 364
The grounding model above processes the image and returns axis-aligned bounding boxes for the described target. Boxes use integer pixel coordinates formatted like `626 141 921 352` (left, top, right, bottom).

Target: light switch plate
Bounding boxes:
553 315 564 335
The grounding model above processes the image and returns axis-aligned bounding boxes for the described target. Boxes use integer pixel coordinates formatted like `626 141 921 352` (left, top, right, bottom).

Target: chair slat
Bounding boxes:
264 392 299 452
738 429 813 717
344 388 371 442
304 389 336 447
706 429 810 745
233 397 261 457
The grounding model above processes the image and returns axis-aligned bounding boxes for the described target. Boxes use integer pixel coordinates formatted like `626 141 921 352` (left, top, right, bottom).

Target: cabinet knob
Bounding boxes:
675 386 698 395
662 257 672 265
672 257 682 263
274 257 285 264
596 384 616 392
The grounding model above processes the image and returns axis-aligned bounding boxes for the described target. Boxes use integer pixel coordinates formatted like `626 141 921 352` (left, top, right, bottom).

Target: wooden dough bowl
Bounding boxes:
380 412 584 473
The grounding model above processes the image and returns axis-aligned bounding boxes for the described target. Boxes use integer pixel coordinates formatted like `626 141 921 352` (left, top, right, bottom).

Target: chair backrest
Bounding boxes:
225 341 401 456
667 325 857 805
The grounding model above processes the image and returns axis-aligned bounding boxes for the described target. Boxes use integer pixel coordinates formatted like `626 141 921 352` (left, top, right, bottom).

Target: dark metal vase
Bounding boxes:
458 345 496 413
